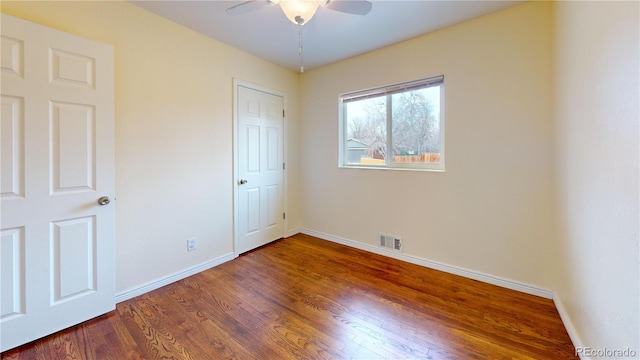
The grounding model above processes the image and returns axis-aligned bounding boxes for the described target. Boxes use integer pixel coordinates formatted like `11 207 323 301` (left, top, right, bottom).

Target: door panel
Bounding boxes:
266 126 279 171
51 101 96 193
0 35 24 77
266 184 279 228
0 14 115 352
51 216 96 302
246 187 260 235
1 95 24 198
246 125 260 173
50 48 95 88
0 227 25 320
237 85 284 253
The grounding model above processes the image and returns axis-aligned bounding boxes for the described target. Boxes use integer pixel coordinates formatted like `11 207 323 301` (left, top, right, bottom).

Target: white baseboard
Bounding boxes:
285 227 301 238
115 252 236 303
116 229 302 304
553 292 582 358
299 228 554 299
113 228 578 356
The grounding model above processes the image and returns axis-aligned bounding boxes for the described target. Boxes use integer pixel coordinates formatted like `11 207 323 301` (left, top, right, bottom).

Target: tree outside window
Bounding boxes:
340 76 444 170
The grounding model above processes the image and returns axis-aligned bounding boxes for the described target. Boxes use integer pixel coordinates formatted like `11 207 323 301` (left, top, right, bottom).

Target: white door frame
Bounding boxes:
232 79 288 257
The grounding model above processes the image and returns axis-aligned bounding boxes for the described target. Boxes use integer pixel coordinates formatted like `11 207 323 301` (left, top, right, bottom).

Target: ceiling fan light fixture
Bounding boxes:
278 0 321 25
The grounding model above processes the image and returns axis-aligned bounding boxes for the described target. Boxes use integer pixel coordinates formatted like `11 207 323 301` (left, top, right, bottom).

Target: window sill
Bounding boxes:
339 164 445 172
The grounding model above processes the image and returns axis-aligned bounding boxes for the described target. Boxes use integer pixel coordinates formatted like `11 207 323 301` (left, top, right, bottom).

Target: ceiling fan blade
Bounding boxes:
226 0 270 16
324 0 372 15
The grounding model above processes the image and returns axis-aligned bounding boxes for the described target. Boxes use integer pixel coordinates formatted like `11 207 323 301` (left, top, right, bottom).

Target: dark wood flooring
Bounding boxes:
2 234 576 359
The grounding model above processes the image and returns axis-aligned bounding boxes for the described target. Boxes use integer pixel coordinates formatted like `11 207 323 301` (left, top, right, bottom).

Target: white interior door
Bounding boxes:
236 85 284 254
0 14 115 352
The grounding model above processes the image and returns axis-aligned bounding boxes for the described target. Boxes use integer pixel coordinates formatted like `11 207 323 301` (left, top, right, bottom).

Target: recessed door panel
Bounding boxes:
1 95 24 198
247 100 260 117
0 227 25 320
246 187 260 235
1 36 23 77
51 216 96 303
266 126 279 172
266 184 279 229
50 101 95 194
50 48 95 88
246 125 260 174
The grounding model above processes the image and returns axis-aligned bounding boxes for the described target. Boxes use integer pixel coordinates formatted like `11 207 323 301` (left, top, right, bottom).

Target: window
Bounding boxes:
339 75 444 171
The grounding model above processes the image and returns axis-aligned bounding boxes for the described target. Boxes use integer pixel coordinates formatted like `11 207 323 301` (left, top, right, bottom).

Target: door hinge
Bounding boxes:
283 162 285 170
283 110 285 118
283 212 286 220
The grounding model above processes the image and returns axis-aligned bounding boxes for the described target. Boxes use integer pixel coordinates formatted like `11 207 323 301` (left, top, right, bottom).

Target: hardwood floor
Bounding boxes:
2 234 576 359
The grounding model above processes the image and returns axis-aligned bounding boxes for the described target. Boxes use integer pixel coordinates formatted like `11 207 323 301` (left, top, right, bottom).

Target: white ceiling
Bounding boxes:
131 0 524 72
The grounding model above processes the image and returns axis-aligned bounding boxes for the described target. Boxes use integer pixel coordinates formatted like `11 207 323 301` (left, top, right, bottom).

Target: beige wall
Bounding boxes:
553 0 639 352
4 0 639 353
299 2 555 289
1 1 301 294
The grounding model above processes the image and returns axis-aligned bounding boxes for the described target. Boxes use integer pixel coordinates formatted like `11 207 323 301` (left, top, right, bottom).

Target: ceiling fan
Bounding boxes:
226 0 373 26
226 0 372 73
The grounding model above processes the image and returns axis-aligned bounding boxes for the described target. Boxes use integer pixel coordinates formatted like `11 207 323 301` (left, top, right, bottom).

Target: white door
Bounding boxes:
236 85 284 254
0 14 115 352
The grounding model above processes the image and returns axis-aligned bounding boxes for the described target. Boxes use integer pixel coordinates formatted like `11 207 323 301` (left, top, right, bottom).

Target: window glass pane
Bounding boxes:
339 75 444 171
345 95 387 165
391 86 441 164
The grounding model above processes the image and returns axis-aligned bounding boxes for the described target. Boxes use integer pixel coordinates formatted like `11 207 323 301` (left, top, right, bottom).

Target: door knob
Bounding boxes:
98 196 111 206
238 179 248 185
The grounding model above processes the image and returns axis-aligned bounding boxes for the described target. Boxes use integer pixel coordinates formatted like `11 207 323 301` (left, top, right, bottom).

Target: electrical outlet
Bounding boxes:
187 237 197 252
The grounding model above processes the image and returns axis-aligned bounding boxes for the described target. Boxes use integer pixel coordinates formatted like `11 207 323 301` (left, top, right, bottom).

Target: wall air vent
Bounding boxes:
379 233 402 252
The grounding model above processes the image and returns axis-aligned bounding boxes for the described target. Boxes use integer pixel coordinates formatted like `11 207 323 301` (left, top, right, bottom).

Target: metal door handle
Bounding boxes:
238 179 248 185
98 196 111 206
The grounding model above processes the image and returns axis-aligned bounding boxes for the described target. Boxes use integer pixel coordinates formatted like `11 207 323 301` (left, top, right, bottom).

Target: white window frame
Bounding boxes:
338 75 445 172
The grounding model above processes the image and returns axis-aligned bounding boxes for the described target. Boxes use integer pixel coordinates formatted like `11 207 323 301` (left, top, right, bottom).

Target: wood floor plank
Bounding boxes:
1 234 577 359
167 275 299 359
237 249 435 359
